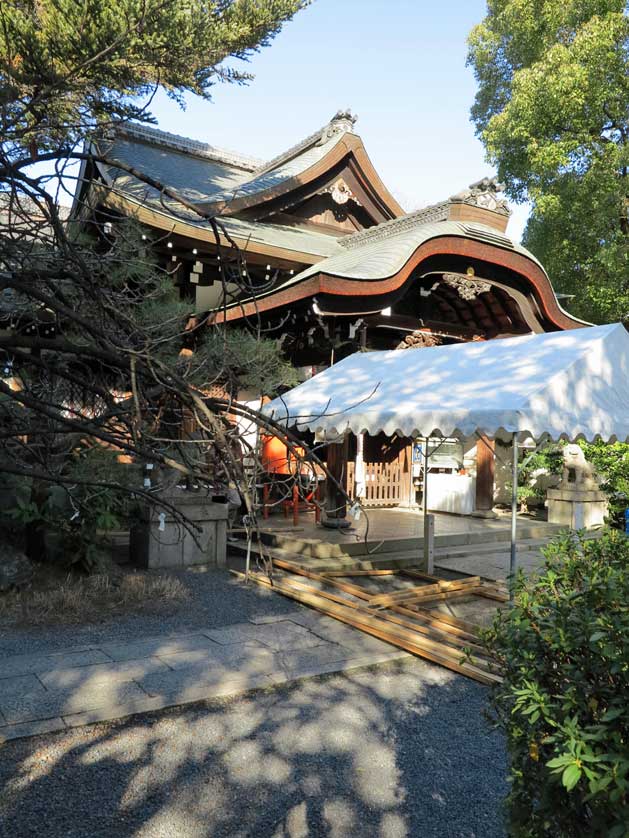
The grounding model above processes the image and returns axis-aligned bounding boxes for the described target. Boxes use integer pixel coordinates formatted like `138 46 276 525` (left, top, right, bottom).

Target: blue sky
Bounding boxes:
63 0 529 239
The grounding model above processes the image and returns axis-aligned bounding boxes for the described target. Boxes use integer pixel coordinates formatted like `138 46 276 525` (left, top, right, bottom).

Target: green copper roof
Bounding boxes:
276 219 545 287
205 128 349 207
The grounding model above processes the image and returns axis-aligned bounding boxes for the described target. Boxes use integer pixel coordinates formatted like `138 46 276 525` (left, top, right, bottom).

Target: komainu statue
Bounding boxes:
547 444 607 528
559 444 599 492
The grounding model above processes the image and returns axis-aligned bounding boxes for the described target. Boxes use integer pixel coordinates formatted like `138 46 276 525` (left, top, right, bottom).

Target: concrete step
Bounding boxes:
228 539 425 573
229 526 604 576
229 536 549 574
257 520 563 560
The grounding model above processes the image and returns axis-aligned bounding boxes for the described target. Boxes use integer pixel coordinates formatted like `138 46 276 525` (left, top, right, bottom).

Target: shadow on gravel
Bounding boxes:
0 661 508 838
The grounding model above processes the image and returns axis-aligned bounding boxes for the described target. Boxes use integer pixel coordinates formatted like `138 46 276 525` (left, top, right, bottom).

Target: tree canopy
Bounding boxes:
0 0 316 568
467 2 629 324
1 0 307 154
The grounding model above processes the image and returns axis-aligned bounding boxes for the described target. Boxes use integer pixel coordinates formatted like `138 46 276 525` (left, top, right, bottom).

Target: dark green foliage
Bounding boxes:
579 440 629 528
516 444 565 508
467 2 629 323
483 530 629 836
2 448 137 572
1 0 307 152
0 0 312 577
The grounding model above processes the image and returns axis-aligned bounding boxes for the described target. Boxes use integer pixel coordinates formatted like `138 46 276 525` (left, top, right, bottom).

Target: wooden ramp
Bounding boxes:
233 556 506 686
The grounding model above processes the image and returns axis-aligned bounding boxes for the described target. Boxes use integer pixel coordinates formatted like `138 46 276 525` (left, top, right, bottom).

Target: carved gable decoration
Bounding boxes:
450 177 511 217
434 273 492 301
396 331 442 350
318 110 357 145
324 178 360 206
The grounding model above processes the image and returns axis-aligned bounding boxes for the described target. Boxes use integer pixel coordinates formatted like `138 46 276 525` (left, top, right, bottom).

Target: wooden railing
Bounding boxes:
346 460 403 507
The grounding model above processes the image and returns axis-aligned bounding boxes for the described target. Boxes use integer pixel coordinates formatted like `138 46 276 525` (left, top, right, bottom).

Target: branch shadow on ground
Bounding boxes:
0 659 508 838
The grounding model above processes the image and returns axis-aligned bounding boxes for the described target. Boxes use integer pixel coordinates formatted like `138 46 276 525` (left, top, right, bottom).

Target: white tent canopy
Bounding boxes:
264 323 629 444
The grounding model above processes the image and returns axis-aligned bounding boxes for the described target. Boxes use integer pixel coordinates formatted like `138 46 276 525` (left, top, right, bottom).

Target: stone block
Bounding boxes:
547 489 607 529
132 492 229 569
157 641 272 671
0 674 46 699
38 657 170 690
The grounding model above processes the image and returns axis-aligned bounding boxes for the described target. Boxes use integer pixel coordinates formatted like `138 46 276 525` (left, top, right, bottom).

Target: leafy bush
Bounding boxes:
578 441 629 529
483 530 629 837
2 447 137 572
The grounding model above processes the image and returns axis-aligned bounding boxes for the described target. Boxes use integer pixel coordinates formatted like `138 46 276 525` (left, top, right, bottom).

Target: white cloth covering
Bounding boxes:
264 324 629 444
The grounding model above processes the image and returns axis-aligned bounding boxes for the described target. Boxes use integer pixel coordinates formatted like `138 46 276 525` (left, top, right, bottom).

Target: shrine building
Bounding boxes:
72 110 585 515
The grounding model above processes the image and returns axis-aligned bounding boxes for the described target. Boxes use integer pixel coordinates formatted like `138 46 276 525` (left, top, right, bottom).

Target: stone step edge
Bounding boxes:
258 523 563 557
0 650 410 743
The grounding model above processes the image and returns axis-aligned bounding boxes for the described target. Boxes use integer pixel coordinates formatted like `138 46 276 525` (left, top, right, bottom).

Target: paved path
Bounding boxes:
0 609 411 742
0 658 507 838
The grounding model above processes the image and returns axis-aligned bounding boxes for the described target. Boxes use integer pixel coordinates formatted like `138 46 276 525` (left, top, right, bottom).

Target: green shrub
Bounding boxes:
483 530 629 837
578 441 629 529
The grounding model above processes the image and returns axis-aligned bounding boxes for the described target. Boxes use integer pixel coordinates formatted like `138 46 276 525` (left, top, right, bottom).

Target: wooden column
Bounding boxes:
325 436 349 520
475 435 495 511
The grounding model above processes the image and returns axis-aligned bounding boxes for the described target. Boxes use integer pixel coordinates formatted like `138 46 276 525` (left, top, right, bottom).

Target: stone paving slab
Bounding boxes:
205 620 330 651
0 610 411 742
0 673 46 699
100 633 219 662
0 716 68 742
0 648 112 678
157 641 272 671
0 681 149 725
138 664 275 700
38 657 171 690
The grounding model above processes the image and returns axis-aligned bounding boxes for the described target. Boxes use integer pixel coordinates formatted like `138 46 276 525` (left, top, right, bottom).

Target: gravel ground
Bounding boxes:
0 566 301 660
0 659 507 838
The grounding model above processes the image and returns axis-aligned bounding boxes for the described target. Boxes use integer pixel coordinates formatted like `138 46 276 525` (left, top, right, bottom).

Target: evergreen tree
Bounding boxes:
0 0 308 567
468 2 629 323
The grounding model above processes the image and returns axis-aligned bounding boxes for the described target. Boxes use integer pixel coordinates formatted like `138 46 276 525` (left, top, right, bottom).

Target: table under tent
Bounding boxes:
241 323 629 683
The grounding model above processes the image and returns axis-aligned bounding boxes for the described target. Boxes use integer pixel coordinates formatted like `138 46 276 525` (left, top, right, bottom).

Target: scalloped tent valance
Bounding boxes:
263 323 629 443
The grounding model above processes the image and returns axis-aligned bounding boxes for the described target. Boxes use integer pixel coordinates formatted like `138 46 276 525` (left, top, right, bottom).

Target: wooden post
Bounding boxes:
325 435 349 521
262 482 270 520
315 480 323 523
292 482 299 527
475 434 495 511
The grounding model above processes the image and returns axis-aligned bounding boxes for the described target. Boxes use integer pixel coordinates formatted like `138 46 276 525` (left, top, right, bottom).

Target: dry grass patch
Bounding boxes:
0 571 187 626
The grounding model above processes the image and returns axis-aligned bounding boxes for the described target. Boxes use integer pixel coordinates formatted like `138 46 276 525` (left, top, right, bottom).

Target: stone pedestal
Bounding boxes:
131 492 229 569
547 488 607 530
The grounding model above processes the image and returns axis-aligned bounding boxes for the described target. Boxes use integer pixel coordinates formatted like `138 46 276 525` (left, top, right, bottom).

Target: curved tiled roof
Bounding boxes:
203 128 350 208
278 220 545 288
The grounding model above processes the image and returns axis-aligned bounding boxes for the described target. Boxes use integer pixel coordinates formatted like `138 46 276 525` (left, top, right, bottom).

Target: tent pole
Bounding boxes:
509 432 518 602
423 438 432 573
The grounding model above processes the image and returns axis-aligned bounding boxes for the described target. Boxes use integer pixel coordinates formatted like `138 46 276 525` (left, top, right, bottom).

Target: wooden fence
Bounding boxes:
346 460 403 507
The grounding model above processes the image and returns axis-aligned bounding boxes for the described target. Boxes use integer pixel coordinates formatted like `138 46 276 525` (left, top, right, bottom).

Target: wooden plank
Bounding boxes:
416 608 481 634
400 569 442 583
476 584 509 603
396 587 484 606
321 568 400 577
235 571 500 684
271 558 373 600
265 572 490 657
388 604 481 644
270 557 485 642
368 576 481 607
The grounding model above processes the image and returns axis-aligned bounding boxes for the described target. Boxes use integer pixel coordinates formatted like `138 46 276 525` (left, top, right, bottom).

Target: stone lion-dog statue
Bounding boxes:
559 444 599 492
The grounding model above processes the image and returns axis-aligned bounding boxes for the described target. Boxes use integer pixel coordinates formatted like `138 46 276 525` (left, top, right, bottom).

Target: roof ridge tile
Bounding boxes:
252 109 357 177
116 123 263 172
338 201 450 249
